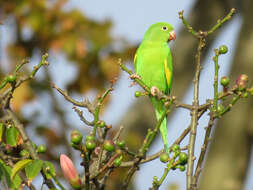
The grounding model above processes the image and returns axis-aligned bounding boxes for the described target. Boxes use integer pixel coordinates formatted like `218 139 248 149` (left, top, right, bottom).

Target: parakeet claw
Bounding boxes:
129 81 137 87
130 74 141 80
151 86 159 96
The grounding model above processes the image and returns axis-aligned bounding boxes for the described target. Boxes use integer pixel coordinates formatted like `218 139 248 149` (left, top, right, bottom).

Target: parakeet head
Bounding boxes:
143 22 176 42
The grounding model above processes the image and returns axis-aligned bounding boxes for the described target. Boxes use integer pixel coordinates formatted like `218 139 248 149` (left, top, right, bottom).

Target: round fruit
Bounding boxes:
237 80 247 91
242 92 248 98
178 165 185 171
86 140 96 150
217 104 225 114
71 130 83 144
160 153 169 163
85 135 95 141
97 120 106 128
219 45 228 54
238 74 249 83
114 155 123 167
248 87 253 95
20 149 30 157
37 144 47 153
179 152 188 165
220 76 230 86
116 140 126 148
6 75 16 83
171 144 180 152
103 140 115 152
135 91 142 98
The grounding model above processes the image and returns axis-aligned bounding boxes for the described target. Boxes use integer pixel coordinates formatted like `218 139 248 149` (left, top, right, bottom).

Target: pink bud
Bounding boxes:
236 74 249 84
236 74 249 90
60 154 81 189
94 146 101 155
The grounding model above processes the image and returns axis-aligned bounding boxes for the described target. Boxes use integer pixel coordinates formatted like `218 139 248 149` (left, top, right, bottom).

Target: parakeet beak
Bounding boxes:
168 31 176 41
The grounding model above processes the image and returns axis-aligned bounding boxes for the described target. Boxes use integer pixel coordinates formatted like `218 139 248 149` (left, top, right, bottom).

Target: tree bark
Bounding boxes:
199 0 253 189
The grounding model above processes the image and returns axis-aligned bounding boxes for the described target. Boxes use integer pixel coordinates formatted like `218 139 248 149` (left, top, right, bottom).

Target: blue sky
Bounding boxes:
68 1 253 190
58 1 253 189
1 1 252 189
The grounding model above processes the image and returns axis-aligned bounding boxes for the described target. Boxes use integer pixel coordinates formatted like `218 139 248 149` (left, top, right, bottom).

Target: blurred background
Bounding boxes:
0 0 253 189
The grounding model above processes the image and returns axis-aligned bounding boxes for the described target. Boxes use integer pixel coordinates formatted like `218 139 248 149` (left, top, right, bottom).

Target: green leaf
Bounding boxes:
25 159 43 181
11 159 32 180
42 161 56 179
0 161 4 181
0 159 22 189
0 123 4 142
6 126 19 147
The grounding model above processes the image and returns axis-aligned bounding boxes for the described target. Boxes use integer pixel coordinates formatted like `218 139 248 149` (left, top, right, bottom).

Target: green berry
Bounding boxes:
171 144 180 152
85 135 95 141
97 120 106 128
116 140 126 148
103 140 115 152
71 130 83 144
160 153 169 163
161 98 167 103
220 76 230 87
248 87 253 95
20 149 30 157
242 92 248 98
6 75 16 83
178 165 185 171
153 176 158 184
86 140 96 150
217 104 225 114
37 144 47 153
135 91 142 98
178 152 188 165
219 45 228 54
113 155 123 167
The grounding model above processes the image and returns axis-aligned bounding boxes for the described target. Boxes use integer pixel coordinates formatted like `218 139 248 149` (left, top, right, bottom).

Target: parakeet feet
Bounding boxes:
151 86 159 96
130 74 142 80
130 74 142 87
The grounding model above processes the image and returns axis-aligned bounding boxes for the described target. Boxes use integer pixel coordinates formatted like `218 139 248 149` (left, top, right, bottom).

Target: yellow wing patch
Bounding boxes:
134 53 137 69
164 59 172 86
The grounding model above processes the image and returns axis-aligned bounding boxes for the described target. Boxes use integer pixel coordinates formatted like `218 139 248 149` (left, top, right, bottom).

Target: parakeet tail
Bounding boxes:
152 98 169 155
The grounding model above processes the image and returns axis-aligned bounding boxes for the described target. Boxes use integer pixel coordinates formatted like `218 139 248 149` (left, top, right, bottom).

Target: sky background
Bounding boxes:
1 0 252 189
57 1 253 189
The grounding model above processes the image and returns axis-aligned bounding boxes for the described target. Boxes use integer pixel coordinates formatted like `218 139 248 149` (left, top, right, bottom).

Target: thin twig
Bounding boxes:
52 83 95 113
178 10 198 36
122 105 171 189
90 153 120 179
187 36 204 190
92 86 113 136
73 106 94 126
6 109 56 189
213 49 220 111
207 8 236 35
192 115 215 188
120 126 191 167
119 60 194 111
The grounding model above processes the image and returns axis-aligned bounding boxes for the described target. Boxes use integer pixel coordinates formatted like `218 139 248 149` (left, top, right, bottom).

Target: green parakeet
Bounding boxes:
134 22 176 154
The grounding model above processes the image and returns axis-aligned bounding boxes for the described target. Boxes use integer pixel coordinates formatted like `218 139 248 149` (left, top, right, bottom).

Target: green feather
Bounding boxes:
134 22 175 154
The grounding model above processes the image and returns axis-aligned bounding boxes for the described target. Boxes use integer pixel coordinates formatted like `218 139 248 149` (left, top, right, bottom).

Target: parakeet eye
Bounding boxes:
162 26 168 31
